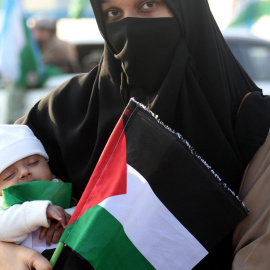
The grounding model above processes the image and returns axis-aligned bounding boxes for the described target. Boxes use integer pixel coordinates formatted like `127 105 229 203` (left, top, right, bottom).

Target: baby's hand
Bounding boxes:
46 205 70 228
39 205 71 246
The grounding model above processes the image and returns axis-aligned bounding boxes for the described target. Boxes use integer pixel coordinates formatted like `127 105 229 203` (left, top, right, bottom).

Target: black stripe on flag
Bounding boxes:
123 99 248 252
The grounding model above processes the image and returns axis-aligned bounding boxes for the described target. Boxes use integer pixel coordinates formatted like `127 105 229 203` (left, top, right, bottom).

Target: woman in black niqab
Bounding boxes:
13 0 270 269
89 0 267 192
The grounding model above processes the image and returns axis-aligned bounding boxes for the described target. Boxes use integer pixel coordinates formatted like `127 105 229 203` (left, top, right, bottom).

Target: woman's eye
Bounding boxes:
142 1 157 10
107 9 120 17
103 8 123 22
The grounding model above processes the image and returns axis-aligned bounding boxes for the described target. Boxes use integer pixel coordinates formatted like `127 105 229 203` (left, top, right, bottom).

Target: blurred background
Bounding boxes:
1 0 270 123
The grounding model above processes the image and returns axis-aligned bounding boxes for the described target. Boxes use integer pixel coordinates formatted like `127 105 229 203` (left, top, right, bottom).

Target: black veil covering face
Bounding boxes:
17 0 270 268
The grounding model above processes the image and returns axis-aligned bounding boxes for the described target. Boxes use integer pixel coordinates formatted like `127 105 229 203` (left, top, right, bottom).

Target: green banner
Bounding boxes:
230 1 270 27
68 0 89 18
2 181 72 210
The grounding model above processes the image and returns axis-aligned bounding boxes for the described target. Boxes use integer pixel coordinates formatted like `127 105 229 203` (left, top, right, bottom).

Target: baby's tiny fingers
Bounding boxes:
39 227 48 242
52 227 64 244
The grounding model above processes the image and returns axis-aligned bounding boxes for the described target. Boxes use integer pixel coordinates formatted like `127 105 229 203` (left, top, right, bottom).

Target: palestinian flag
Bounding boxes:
58 99 248 269
0 0 45 87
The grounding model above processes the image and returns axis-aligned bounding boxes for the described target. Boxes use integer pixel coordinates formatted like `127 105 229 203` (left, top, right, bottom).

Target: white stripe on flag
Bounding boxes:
99 164 208 270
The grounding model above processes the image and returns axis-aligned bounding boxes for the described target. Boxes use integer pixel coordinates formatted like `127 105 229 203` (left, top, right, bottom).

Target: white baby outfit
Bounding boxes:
0 179 75 253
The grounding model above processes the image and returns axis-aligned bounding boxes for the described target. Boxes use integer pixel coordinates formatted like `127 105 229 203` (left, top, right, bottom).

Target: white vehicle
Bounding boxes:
223 27 270 95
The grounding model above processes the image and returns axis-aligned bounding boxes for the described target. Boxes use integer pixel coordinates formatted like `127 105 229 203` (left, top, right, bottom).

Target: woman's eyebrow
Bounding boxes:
101 0 111 3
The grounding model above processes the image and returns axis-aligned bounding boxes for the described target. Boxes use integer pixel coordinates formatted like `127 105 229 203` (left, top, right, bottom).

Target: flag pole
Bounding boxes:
50 242 64 268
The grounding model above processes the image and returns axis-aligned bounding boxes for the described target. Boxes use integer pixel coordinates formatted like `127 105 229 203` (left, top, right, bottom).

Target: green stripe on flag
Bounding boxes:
61 205 155 270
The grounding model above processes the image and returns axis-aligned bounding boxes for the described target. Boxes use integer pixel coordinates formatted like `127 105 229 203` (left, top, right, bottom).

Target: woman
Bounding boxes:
1 0 270 269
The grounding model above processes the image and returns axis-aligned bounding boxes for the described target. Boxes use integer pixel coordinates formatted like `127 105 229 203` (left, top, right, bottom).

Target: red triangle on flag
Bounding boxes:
69 118 127 224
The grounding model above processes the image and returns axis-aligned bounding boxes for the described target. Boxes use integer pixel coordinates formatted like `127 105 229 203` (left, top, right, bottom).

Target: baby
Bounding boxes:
0 124 74 253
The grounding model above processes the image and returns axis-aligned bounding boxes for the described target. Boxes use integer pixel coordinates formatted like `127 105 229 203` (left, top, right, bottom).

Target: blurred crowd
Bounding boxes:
28 17 80 74
27 16 103 75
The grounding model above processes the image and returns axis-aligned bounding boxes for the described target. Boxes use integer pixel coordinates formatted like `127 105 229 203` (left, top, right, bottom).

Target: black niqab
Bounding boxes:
106 17 180 99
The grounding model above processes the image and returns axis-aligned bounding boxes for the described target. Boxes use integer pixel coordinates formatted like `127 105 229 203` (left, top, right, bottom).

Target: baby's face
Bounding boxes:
0 155 54 195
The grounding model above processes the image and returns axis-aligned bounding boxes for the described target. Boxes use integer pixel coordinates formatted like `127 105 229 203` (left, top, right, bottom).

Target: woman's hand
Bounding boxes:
0 241 52 270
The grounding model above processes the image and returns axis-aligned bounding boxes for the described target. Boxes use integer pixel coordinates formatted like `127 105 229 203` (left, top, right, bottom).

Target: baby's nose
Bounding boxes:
19 167 31 180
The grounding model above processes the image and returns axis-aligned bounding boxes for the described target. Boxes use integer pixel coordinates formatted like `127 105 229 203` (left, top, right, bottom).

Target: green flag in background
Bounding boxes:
68 0 89 18
0 0 46 88
231 0 270 27
2 181 72 210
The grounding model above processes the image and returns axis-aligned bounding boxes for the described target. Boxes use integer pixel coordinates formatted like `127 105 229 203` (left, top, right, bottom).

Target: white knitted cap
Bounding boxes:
0 125 49 174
